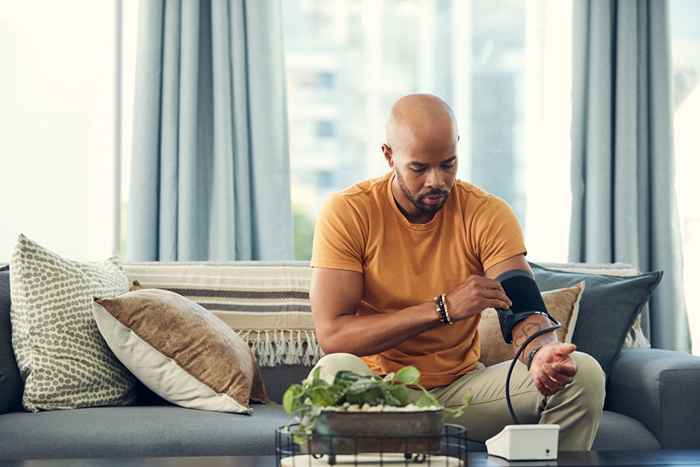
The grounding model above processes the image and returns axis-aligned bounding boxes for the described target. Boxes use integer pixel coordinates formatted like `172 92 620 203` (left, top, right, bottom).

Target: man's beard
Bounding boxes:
395 168 450 215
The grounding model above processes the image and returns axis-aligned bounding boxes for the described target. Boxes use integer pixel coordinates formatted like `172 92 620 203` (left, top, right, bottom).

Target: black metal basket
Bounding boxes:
275 423 467 467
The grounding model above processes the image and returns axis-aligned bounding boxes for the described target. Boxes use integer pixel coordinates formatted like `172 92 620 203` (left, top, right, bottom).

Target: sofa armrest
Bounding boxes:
606 348 700 449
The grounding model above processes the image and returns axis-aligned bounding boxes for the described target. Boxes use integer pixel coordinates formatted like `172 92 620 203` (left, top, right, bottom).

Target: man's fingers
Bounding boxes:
543 364 573 386
535 371 557 392
487 299 513 311
480 289 512 308
480 287 510 300
473 278 511 308
472 276 505 291
535 374 557 395
534 379 552 396
552 360 577 377
554 343 577 356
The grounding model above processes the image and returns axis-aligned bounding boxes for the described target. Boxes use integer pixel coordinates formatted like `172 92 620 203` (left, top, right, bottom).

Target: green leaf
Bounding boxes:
394 366 420 385
445 391 472 419
381 386 402 406
327 384 347 403
282 384 303 414
311 366 321 383
334 371 362 385
388 384 409 405
344 381 383 405
308 386 338 407
415 388 440 408
346 378 377 395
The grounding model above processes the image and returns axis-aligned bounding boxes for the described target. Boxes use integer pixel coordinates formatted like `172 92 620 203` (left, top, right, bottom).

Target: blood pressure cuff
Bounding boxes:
495 269 553 344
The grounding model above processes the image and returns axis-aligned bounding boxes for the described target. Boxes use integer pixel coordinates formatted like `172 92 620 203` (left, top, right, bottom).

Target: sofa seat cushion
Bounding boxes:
592 411 660 450
0 406 658 460
461 411 659 453
0 403 292 460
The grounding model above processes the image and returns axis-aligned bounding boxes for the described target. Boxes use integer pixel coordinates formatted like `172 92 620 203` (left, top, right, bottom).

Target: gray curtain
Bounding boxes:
128 0 293 262
570 0 690 351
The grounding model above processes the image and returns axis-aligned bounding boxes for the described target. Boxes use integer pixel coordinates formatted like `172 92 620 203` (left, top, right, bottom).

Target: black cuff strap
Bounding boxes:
495 270 557 344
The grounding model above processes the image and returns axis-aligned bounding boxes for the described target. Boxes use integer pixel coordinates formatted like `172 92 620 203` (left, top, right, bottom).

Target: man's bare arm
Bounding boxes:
484 255 557 365
511 314 558 365
310 267 441 356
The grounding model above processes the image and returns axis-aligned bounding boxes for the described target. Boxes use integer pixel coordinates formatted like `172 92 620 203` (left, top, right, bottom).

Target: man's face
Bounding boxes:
390 140 458 216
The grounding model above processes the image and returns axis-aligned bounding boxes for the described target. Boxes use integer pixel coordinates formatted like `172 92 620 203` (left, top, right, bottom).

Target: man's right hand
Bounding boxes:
445 275 512 321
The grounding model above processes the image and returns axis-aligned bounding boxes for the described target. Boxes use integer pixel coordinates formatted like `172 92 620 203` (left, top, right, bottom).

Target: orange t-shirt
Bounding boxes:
310 172 527 389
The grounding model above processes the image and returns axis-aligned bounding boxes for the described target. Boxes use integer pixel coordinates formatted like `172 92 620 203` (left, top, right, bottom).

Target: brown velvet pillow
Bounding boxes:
93 289 267 413
478 282 585 367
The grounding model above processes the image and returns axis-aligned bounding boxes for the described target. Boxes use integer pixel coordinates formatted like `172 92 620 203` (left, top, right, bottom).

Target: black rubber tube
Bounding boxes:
505 323 561 425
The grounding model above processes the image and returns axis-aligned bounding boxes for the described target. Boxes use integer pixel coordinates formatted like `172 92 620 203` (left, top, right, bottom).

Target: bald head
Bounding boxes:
382 94 459 222
385 94 458 154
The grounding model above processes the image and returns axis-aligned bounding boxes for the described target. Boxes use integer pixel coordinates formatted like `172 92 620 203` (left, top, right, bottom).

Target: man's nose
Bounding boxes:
425 168 445 189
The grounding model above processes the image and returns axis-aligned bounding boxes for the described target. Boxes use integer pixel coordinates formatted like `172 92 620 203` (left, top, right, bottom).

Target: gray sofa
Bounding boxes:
1 263 700 460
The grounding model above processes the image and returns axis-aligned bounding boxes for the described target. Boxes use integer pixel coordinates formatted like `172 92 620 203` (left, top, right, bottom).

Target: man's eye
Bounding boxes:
441 163 455 170
411 167 427 173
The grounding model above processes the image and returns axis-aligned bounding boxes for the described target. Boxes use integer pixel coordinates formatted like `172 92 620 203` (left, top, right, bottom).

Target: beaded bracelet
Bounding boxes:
440 294 453 325
434 294 453 325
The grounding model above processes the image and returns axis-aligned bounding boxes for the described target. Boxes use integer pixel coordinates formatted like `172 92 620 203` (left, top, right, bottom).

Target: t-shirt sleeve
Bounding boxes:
472 196 528 272
311 194 365 273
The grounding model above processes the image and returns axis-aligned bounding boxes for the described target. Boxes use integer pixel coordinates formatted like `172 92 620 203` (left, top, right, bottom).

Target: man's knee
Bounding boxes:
307 353 373 384
567 351 606 412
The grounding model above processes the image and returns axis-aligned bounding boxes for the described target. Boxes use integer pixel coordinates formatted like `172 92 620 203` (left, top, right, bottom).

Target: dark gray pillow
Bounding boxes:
530 262 662 375
0 270 23 413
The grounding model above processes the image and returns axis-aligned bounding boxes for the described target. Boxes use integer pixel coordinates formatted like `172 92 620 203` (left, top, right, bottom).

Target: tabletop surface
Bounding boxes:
2 451 700 467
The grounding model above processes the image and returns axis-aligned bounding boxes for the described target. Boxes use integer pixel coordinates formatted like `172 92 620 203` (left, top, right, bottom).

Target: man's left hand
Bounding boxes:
529 343 577 396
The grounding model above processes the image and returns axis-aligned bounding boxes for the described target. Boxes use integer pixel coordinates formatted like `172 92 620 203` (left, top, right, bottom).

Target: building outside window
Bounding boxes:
283 0 574 265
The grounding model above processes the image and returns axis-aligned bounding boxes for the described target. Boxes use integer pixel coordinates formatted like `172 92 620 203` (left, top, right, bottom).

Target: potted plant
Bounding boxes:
282 366 470 456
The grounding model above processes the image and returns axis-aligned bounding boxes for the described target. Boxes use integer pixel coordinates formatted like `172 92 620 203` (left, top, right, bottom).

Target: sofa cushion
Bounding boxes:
461 411 659 452
592 411 660 450
0 405 658 460
530 262 662 375
260 365 312 404
95 289 268 413
9 235 136 411
0 402 488 459
0 270 22 413
536 262 651 349
0 403 291 459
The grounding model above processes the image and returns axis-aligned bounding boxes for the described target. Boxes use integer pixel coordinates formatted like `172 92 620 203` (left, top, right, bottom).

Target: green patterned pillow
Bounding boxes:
9 235 136 411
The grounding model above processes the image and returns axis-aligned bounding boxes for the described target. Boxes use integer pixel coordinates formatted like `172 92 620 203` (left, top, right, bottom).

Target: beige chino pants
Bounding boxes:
306 351 605 451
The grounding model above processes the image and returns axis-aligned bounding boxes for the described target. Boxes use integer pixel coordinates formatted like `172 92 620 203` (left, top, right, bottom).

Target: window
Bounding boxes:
670 0 700 354
0 0 120 261
316 120 337 138
318 71 336 89
283 0 573 262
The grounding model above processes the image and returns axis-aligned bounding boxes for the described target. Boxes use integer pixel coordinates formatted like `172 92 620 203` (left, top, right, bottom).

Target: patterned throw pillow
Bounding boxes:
94 288 268 413
9 235 136 411
478 282 585 367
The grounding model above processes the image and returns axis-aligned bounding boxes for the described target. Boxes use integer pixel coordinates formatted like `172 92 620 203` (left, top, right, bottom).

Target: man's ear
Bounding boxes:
381 144 394 168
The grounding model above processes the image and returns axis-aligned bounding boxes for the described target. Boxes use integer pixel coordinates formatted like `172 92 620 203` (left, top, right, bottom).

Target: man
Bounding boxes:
309 94 604 450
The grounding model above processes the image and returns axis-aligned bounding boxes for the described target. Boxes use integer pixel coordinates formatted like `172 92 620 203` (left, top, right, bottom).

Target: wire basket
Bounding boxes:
275 423 467 467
